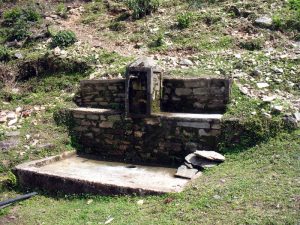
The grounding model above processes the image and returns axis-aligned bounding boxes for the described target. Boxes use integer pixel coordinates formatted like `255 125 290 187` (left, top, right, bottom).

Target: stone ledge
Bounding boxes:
153 112 223 122
69 108 121 115
80 79 125 85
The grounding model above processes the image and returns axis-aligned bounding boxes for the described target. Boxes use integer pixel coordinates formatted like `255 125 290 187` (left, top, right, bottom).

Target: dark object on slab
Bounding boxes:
0 192 38 209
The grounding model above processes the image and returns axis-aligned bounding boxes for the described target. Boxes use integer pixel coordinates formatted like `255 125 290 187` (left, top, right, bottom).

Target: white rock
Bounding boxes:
8 118 18 126
271 105 283 112
179 59 193 66
54 47 61 56
262 95 276 102
257 82 269 88
194 151 225 162
7 112 16 119
15 107 22 113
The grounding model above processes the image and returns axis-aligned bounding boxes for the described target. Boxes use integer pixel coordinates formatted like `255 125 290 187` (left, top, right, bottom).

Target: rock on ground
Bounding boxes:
194 150 226 162
175 165 199 179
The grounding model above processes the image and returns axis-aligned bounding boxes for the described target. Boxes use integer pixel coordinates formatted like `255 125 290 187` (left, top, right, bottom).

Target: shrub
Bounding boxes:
126 0 160 19
177 12 193 29
149 33 164 48
0 46 11 62
289 0 300 11
239 38 263 51
109 21 126 31
6 19 30 41
56 3 68 19
3 6 41 26
50 30 77 48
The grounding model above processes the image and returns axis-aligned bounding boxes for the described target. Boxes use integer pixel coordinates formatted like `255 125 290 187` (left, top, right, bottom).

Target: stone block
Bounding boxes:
74 126 88 132
134 131 144 138
211 123 221 129
184 80 207 88
99 121 114 128
177 121 210 129
193 88 208 95
108 85 118 91
81 120 91 126
108 115 121 122
86 114 99 120
73 113 85 119
84 133 94 138
175 88 192 96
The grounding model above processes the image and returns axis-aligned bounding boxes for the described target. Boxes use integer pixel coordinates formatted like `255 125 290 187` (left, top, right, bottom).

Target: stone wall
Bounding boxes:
161 78 232 113
75 79 125 110
70 108 222 166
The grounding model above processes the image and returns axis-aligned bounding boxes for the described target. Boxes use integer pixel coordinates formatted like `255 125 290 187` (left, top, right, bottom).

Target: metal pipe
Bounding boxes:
0 192 38 208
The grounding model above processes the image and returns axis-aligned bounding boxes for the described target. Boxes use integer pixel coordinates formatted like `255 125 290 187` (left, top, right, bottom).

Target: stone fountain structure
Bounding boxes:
15 57 232 195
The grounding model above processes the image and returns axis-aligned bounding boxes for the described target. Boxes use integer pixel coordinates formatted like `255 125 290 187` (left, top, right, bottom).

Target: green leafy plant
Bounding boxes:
149 33 165 48
177 12 193 29
109 21 126 31
50 30 77 48
239 38 263 51
56 3 68 19
289 0 300 11
0 46 11 62
126 0 160 19
3 6 41 26
7 19 30 41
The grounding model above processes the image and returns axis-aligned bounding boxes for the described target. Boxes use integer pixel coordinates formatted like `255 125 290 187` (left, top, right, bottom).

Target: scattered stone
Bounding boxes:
294 112 300 122
14 52 23 59
0 139 19 151
283 114 298 128
137 199 144 205
5 131 20 137
37 143 55 150
213 194 221 200
53 47 61 56
254 16 273 28
257 82 269 89
251 68 262 77
239 86 249 95
262 95 276 102
175 165 198 179
179 59 193 66
185 153 219 169
194 150 225 162
271 105 283 113
8 118 18 126
0 115 7 123
272 67 284 74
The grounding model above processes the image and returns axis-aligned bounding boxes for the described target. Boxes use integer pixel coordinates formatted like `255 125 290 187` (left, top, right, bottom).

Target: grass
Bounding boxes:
0 130 299 224
0 0 299 224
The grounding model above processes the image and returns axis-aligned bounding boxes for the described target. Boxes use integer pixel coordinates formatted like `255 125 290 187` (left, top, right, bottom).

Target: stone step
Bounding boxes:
15 151 191 195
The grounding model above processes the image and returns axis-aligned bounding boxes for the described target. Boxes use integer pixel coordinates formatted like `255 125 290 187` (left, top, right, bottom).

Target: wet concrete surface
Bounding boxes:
15 152 191 195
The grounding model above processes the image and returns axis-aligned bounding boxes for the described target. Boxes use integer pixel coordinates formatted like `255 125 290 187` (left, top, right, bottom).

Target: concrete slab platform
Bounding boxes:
15 152 194 195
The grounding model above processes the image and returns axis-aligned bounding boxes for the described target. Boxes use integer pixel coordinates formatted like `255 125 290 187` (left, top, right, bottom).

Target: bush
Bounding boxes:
56 3 68 19
109 21 126 31
126 0 160 19
289 0 300 11
7 19 30 41
177 12 193 29
50 30 77 48
239 38 263 51
3 6 41 26
148 33 164 48
0 46 11 62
